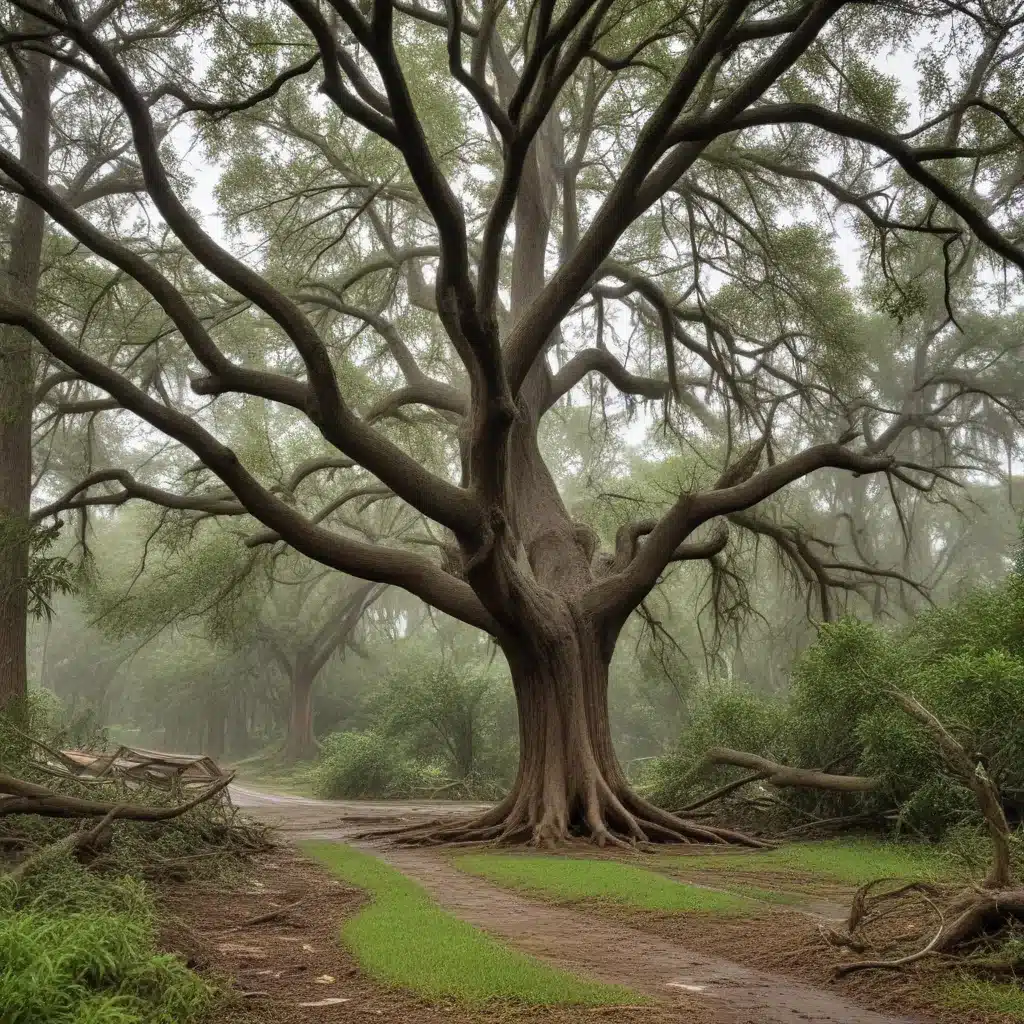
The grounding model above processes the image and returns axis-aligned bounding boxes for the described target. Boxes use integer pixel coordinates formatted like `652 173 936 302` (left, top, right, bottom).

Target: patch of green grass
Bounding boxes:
0 851 220 1024
231 748 316 797
304 841 643 1005
455 853 751 913
0 904 215 1024
663 840 956 886
939 975 1024 1019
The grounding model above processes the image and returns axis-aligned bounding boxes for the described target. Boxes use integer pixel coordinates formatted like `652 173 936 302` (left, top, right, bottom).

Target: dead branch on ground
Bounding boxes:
822 690 1024 976
0 770 233 821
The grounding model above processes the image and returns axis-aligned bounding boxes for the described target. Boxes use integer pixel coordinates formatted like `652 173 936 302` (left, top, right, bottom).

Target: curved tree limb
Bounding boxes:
703 747 881 793
0 298 498 634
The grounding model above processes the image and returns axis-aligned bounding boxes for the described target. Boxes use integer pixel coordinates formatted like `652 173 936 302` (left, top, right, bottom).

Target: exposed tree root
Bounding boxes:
355 782 769 849
826 882 1024 975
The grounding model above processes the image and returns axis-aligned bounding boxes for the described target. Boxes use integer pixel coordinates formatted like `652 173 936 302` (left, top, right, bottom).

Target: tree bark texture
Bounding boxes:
0 40 50 711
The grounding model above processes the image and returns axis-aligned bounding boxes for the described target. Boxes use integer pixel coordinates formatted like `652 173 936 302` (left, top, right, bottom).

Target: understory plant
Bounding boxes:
644 567 1024 839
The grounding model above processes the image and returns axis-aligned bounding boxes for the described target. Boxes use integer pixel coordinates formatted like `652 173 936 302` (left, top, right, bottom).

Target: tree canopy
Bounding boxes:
2 0 1023 844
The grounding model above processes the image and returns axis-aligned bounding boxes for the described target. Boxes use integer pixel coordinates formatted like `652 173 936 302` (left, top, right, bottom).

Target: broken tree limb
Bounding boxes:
779 812 892 837
834 895 947 977
6 805 123 883
675 770 768 813
889 689 1013 889
0 771 234 821
703 748 882 793
821 691 1024 972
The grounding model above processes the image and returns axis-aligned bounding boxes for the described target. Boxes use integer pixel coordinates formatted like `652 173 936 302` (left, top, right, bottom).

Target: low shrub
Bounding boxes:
0 858 215 1024
644 569 1024 838
312 730 433 798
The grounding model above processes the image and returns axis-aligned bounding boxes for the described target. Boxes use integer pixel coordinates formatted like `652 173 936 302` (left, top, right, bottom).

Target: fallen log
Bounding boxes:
703 748 881 793
6 805 122 883
0 770 233 821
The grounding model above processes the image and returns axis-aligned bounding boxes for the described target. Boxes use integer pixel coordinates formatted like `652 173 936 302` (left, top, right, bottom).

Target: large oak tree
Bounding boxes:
1 0 1023 845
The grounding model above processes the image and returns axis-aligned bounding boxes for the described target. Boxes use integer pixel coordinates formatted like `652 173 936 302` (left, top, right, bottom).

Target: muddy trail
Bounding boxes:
231 786 923 1024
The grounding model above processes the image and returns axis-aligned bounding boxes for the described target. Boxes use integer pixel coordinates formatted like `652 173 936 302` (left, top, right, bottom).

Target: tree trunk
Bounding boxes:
205 692 226 761
226 692 250 759
0 40 50 712
283 667 316 762
387 608 764 848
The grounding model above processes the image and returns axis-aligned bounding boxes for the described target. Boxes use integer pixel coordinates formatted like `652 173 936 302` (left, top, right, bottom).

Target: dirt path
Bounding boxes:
382 848 917 1024
230 784 489 828
234 787 922 1024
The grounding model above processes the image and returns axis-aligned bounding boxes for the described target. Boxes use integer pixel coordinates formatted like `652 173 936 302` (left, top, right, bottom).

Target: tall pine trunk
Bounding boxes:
0 42 50 711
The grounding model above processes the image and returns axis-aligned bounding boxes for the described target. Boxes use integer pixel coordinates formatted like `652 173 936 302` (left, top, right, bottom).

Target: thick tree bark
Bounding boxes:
386 604 765 847
0 40 50 711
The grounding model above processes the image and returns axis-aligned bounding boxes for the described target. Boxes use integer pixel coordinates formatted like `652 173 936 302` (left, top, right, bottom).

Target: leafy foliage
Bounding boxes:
314 647 518 799
312 730 433 799
0 515 79 622
646 554 1024 837
0 878 215 1024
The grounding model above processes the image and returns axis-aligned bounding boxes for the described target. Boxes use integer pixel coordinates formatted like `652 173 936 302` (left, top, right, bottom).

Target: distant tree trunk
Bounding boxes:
278 582 382 763
226 692 250 758
0 39 50 711
283 663 316 762
205 692 226 760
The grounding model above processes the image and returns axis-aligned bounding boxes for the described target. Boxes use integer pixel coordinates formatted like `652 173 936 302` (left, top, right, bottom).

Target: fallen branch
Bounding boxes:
6 805 123 883
820 690 1024 972
704 748 881 793
239 895 310 928
0 771 233 821
835 894 946 976
675 770 768 813
889 690 1013 889
778 812 893 837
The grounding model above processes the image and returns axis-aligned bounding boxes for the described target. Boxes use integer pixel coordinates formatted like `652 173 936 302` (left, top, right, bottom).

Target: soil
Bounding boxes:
189 786 1016 1024
158 848 724 1024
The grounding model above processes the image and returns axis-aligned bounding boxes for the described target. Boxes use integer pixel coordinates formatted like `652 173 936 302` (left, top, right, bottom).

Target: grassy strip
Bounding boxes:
0 866 215 1024
662 840 956 886
455 853 751 913
939 976 1024 1019
304 841 643 1005
231 748 317 797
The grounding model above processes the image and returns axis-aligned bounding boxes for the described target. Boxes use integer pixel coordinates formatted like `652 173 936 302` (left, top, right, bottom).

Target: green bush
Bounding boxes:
646 567 1024 837
312 730 433 799
313 656 519 800
373 662 518 796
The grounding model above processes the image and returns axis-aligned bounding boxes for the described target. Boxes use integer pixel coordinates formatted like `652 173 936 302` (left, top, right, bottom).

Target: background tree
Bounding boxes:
2 0 1023 846
0 1 170 708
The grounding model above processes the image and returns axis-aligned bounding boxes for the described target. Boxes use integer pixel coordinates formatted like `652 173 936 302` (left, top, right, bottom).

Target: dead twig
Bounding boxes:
835 895 946 976
237 895 310 928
